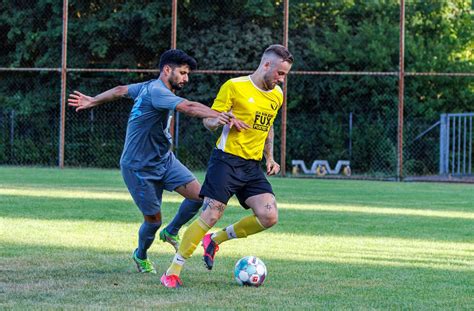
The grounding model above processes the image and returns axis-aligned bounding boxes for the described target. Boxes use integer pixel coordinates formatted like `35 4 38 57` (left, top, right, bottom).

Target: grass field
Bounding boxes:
1 166 473 309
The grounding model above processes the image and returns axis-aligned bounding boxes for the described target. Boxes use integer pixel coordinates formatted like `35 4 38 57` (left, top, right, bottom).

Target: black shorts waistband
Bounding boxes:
211 148 260 166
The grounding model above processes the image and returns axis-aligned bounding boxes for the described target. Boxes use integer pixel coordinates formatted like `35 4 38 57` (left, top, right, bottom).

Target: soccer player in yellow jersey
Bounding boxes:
161 44 293 288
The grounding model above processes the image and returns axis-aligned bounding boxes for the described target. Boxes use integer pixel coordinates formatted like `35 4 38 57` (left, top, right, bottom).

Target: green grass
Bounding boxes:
1 166 473 310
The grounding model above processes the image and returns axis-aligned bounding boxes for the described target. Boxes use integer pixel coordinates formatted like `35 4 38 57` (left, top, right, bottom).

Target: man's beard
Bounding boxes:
169 80 183 91
263 74 276 90
170 81 183 90
169 74 185 91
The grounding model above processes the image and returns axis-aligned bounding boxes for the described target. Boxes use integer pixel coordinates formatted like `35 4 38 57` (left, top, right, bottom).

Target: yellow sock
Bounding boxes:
166 217 211 277
166 253 185 276
212 215 266 244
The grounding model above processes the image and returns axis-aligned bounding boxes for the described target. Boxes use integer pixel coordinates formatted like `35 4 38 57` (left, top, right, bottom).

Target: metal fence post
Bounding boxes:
463 115 467 174
58 0 69 168
452 116 456 173
397 0 406 181
439 113 447 174
470 115 473 175
280 0 289 176
170 0 178 152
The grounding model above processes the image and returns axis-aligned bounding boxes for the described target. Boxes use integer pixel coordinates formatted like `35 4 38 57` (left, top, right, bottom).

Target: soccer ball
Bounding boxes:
234 256 267 287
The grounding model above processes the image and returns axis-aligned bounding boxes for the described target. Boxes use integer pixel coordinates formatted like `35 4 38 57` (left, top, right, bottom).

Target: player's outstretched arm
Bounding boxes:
176 100 223 119
177 100 249 132
68 85 128 112
203 112 250 132
264 126 280 176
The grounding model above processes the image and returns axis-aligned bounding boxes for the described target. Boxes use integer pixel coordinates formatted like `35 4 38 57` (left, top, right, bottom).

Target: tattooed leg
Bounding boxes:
200 197 227 227
245 193 278 228
210 193 278 245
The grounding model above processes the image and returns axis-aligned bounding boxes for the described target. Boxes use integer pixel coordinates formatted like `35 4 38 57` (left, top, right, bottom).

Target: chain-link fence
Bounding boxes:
1 0 473 181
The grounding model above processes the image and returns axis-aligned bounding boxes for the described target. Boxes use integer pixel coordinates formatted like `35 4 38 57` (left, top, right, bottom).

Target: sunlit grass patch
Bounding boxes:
1 166 473 309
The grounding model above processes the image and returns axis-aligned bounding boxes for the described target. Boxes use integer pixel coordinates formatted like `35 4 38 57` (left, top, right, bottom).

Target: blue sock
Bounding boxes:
166 199 202 235
137 221 161 259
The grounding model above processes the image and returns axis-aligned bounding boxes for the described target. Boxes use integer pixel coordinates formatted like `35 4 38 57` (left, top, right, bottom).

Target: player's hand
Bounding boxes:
229 117 250 132
216 112 233 125
221 112 250 132
68 91 95 112
266 159 280 176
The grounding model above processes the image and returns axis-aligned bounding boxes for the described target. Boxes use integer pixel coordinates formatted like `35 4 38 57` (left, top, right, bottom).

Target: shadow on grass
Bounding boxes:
1 194 473 243
1 243 473 310
1 165 473 212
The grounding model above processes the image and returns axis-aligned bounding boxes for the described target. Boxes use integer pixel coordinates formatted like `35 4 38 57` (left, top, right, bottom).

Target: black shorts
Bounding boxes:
199 149 274 209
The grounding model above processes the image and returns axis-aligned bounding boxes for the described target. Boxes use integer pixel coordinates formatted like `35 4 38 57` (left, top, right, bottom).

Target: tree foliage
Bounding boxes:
0 0 472 174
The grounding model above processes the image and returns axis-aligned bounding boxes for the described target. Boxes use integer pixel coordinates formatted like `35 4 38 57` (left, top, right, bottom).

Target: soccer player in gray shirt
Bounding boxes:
68 49 248 273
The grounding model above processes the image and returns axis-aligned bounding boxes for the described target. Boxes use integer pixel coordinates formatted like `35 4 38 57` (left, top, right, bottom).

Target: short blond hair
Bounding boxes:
263 44 294 64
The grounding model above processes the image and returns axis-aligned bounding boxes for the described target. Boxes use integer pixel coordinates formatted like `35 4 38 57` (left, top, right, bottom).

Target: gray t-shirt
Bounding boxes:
120 79 184 170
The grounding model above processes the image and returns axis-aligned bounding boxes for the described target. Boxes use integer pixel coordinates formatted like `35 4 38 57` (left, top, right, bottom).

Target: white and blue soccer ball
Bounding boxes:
234 256 267 287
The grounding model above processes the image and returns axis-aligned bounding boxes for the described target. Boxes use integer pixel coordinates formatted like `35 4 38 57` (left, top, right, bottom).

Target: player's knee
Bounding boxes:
200 205 224 226
257 202 278 228
144 213 162 226
259 213 278 228
199 198 226 226
201 211 221 226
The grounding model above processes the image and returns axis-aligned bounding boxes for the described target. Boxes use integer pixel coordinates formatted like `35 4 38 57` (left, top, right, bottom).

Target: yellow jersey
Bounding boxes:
211 76 283 161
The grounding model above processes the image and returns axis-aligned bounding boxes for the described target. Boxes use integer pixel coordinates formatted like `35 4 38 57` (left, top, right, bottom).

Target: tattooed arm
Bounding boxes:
264 126 280 176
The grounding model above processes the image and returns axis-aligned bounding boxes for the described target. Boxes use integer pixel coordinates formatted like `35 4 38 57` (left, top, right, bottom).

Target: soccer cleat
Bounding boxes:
202 233 219 270
132 249 157 274
159 229 180 252
160 273 183 288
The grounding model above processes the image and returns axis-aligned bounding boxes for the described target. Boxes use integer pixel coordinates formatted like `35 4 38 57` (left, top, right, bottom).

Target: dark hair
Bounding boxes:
263 44 294 64
158 49 197 71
